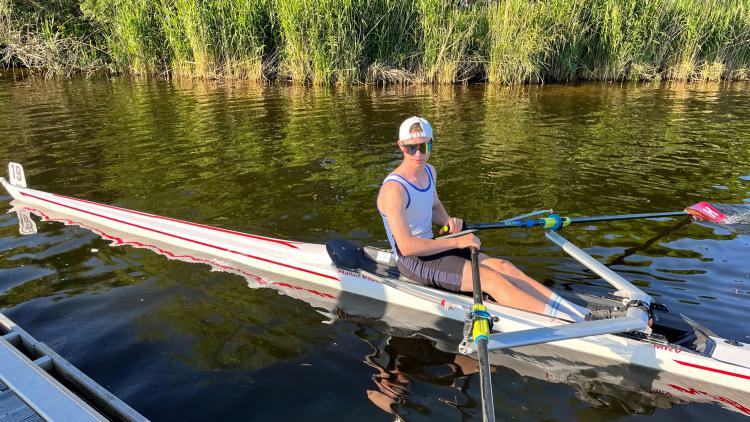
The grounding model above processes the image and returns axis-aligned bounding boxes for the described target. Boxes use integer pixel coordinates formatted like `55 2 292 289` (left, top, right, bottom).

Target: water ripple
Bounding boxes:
1 78 749 420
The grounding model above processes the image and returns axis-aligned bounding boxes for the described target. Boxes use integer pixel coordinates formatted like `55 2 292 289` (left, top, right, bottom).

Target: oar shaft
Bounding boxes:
569 211 687 224
465 210 689 231
477 336 495 421
467 220 533 230
471 248 483 303
470 249 495 422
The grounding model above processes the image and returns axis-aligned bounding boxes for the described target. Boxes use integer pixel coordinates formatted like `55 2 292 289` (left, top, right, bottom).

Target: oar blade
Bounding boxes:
685 201 728 223
690 203 750 234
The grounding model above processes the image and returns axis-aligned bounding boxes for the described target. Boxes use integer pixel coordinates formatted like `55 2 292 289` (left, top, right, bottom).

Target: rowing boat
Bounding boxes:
1 163 749 414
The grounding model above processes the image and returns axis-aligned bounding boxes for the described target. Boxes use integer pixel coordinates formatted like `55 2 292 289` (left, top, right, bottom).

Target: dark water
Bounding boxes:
1 78 749 421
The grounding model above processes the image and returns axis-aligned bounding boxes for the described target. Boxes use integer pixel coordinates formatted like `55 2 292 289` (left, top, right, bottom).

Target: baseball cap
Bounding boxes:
398 116 433 143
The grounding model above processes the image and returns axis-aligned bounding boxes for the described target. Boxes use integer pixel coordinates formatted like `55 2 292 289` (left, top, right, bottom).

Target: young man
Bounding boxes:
377 116 587 321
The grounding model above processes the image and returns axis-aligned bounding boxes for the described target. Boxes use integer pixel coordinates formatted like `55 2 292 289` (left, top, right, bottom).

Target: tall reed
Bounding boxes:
83 0 272 79
486 0 548 84
485 0 750 83
7 0 750 83
276 0 370 84
363 0 420 84
82 0 168 75
418 0 484 83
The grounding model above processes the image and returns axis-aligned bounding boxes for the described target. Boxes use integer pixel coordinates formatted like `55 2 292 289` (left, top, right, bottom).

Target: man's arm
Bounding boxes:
432 196 450 226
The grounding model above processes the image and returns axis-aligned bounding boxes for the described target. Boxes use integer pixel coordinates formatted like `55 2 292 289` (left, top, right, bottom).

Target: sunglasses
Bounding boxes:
402 140 433 155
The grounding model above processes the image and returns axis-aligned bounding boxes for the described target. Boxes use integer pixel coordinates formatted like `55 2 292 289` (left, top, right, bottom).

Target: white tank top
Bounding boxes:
379 166 435 258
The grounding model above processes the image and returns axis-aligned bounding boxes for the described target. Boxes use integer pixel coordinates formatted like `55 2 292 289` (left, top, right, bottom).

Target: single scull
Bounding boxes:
1 163 749 414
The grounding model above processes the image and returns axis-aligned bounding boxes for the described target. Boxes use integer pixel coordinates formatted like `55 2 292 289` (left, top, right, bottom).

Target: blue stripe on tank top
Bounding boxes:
425 165 434 184
389 168 432 192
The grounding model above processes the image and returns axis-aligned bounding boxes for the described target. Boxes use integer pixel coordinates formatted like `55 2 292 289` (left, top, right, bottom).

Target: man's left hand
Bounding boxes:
441 217 464 234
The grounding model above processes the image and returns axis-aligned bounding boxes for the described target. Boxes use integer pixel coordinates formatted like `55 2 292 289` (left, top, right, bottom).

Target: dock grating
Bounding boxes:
0 380 43 422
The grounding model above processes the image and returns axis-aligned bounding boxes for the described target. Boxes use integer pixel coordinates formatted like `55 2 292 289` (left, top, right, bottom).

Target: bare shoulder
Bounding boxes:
377 179 408 213
379 179 403 197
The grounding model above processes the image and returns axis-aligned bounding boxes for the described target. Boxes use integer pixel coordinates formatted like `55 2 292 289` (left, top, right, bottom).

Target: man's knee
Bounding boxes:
479 268 511 292
481 257 512 270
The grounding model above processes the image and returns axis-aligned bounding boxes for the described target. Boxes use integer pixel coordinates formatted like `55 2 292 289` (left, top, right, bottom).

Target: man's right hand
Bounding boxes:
455 233 481 250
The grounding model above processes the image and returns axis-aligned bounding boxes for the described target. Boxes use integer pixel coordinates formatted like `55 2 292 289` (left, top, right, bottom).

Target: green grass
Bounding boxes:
4 0 750 83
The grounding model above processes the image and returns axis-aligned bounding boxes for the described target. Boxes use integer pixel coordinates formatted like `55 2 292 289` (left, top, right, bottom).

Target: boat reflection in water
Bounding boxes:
358 333 750 420
9 201 750 419
242 264 750 419
363 335 477 419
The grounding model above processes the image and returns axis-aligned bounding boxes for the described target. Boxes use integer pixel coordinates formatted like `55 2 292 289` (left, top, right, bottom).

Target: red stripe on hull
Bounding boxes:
674 359 750 381
20 191 339 282
53 193 301 249
27 207 338 300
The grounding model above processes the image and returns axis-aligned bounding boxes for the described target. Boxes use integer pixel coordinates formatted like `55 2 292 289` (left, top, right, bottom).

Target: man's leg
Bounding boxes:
458 261 549 314
459 256 588 320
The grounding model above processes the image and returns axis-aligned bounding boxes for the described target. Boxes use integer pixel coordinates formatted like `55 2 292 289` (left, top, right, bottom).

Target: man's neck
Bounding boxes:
399 161 424 179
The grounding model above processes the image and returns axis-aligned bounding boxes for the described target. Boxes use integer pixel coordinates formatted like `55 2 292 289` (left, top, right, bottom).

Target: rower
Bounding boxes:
377 116 589 321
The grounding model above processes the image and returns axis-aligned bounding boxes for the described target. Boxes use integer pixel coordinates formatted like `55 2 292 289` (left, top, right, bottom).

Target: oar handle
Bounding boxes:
439 222 475 239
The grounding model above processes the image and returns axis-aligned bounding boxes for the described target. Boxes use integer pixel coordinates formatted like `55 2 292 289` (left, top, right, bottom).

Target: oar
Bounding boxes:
467 210 690 231
443 202 727 237
469 248 495 422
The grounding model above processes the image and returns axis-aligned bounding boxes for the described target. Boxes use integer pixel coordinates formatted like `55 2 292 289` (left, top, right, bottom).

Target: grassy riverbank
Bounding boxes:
3 0 750 84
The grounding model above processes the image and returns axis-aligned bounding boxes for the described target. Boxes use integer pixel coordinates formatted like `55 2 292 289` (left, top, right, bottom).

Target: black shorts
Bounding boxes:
397 248 471 292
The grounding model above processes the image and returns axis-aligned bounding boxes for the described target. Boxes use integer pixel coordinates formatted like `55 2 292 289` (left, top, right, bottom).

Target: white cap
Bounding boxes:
398 116 433 143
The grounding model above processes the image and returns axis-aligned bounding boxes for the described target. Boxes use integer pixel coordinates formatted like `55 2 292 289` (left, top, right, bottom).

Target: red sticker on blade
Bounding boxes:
686 202 727 223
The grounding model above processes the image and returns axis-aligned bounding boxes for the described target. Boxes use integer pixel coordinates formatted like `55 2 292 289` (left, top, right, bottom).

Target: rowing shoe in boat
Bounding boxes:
1 163 749 414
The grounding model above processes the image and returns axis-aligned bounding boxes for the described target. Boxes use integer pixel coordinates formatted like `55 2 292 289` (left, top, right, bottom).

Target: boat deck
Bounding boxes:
0 312 147 422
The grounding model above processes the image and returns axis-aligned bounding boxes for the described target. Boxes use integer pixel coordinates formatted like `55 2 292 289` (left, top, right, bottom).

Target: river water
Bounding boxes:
1 77 749 420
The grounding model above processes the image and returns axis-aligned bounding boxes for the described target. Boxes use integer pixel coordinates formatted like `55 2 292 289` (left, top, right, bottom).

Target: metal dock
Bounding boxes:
0 312 147 421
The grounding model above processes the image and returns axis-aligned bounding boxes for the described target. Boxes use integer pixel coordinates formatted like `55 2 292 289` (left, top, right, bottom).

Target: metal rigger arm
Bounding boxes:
463 229 652 354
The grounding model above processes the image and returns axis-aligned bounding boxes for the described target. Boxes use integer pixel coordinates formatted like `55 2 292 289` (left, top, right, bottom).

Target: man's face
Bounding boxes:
399 135 432 165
